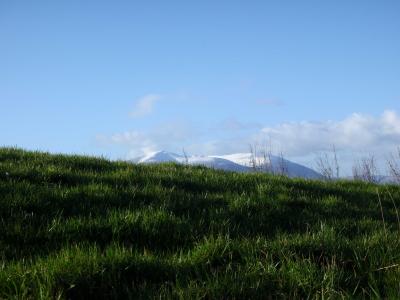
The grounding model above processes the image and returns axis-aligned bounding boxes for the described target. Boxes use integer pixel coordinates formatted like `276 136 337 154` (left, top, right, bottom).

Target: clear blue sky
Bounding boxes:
1 1 400 168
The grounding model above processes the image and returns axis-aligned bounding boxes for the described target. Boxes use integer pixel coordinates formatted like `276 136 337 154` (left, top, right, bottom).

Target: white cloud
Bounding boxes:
97 130 158 158
185 138 250 156
260 110 400 156
98 110 400 173
130 94 162 118
96 120 198 159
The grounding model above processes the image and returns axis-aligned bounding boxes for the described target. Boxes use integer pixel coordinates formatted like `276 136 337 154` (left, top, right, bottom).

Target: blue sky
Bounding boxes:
1 1 400 172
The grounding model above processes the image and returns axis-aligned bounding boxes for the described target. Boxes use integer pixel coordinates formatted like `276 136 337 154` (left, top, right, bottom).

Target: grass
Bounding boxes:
0 147 400 299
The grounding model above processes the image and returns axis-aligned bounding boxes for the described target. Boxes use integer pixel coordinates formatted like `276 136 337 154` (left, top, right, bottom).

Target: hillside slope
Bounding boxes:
1 148 400 299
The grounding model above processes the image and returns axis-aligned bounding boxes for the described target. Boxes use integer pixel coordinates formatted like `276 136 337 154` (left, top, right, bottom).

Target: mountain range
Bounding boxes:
133 151 322 179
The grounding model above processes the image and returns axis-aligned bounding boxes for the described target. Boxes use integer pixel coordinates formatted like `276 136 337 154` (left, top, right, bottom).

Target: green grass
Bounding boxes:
1 147 400 299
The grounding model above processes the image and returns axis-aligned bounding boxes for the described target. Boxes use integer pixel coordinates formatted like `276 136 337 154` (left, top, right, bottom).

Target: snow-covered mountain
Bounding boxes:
213 153 322 179
133 151 249 172
134 151 322 179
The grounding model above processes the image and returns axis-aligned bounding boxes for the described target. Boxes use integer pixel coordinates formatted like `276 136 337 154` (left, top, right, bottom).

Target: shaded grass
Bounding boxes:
1 147 400 299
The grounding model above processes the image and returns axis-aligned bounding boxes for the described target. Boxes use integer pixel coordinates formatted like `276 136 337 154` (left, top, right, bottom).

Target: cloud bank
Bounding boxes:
260 110 400 156
98 110 400 172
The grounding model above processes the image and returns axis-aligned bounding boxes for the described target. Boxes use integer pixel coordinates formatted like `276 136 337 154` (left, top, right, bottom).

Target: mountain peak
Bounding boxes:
137 150 182 163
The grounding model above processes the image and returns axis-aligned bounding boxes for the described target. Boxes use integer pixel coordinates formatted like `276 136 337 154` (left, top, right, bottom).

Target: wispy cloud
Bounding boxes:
130 94 162 118
96 130 158 158
96 120 198 159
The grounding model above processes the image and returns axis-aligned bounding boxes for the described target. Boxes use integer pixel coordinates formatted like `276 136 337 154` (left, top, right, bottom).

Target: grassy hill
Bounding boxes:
1 148 400 299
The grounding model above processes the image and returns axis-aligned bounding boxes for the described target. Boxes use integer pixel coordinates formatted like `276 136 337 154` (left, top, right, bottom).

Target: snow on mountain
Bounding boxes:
213 153 321 179
137 151 183 163
185 156 250 172
134 151 249 172
134 151 322 179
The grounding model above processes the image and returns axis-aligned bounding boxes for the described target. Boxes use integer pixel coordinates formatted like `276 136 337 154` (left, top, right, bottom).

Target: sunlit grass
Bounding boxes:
1 147 400 298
